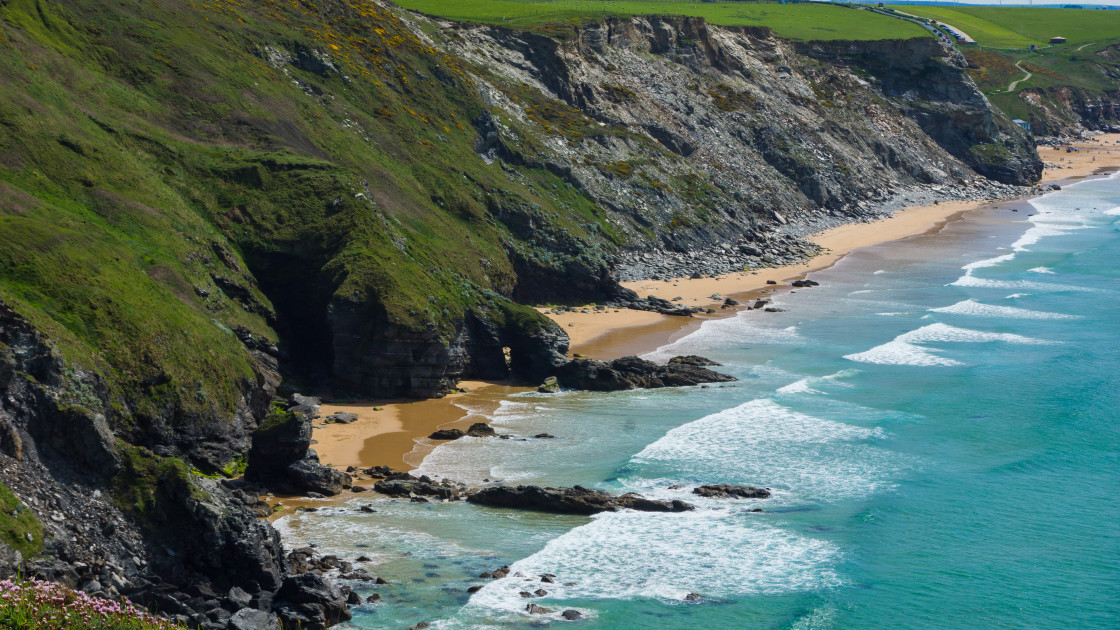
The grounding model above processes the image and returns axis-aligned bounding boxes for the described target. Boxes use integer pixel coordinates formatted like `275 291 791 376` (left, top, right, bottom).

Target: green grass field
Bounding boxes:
887 6 1120 49
396 0 931 41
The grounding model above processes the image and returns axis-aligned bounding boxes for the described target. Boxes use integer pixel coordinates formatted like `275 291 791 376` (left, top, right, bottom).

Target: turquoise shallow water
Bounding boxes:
277 173 1120 629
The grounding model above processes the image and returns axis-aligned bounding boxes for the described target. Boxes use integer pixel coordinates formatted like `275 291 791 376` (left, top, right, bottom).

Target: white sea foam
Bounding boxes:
463 510 843 618
1028 266 1055 274
929 299 1077 320
643 313 802 361
949 273 1095 292
1005 293 1028 299
1105 205 1120 216
962 252 1015 270
628 399 899 502
776 369 860 396
844 322 1049 367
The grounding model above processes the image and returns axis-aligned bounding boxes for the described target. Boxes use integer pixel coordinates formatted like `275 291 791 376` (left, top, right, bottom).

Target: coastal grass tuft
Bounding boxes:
0 483 42 559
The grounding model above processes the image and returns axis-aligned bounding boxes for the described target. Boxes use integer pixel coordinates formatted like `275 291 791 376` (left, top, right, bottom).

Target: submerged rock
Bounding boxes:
467 485 695 515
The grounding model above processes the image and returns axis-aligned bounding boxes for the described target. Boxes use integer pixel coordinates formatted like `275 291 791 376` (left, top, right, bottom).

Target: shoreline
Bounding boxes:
310 133 1120 475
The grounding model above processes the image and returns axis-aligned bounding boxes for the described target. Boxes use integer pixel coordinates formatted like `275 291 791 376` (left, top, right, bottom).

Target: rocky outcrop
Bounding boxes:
245 395 352 496
467 485 695 515
0 300 350 629
552 356 735 391
693 484 771 499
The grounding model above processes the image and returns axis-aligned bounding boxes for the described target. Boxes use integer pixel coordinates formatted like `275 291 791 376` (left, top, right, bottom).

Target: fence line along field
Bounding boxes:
394 0 930 41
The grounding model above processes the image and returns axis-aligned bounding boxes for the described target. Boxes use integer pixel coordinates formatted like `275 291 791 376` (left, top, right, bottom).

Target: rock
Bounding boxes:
723 297 739 306
533 433 555 439
228 586 253 610
246 402 352 496
409 623 430 630
350 485 368 493
537 376 561 393
561 609 583 621
274 573 351 630
519 591 533 598
428 429 465 440
325 412 358 424
693 484 771 499
374 478 461 500
554 356 734 391
466 485 695 515
526 603 553 615
765 280 777 285
229 608 281 630
763 307 785 313
684 592 703 602
534 588 547 597
365 593 381 603
667 355 720 367
345 591 362 606
790 279 819 288
359 505 376 513
466 585 483 593
465 423 496 437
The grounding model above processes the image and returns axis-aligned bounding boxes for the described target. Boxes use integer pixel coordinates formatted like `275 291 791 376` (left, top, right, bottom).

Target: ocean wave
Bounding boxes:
844 322 1050 367
461 510 843 618
1028 267 1055 274
643 314 802 361
949 273 1096 292
929 299 1077 320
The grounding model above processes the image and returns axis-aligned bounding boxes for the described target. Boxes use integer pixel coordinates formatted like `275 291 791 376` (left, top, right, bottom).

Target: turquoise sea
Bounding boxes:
277 173 1120 629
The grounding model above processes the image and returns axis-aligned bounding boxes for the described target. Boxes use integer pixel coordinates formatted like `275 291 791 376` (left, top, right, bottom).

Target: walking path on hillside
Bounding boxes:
1007 60 1033 92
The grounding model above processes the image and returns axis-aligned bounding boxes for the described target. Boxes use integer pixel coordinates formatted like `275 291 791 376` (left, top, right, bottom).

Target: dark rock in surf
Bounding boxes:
554 356 734 391
466 485 695 515
692 484 771 499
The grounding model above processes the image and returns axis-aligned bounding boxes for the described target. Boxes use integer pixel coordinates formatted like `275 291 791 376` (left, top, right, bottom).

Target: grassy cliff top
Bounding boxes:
887 5 1120 49
395 0 931 41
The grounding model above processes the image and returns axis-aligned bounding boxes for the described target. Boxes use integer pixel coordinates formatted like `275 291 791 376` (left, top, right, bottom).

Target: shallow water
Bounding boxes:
277 173 1120 629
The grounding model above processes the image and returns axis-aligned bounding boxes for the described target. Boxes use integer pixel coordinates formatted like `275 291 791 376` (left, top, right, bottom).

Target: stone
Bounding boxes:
561 609 584 621
325 412 358 424
464 422 496 437
365 593 381 604
693 484 771 499
428 429 465 440
684 592 703 602
537 376 561 393
526 603 553 615
228 608 281 630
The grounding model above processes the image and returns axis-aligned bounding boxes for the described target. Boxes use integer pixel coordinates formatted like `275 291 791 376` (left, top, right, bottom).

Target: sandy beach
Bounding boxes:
311 133 1119 474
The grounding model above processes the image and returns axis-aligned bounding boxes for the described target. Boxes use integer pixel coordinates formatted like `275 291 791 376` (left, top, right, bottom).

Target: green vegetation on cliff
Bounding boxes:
0 482 42 559
396 0 930 41
887 6 1120 134
0 0 616 413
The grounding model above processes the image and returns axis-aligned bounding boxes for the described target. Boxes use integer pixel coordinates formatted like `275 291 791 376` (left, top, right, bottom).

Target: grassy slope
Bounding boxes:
886 6 1120 131
397 0 930 41
888 6 1120 48
0 0 630 458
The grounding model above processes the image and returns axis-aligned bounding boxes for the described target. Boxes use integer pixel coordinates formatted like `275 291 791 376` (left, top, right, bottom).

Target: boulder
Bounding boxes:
428 429 465 440
325 412 358 424
246 399 351 496
537 376 560 393
228 608 281 630
465 423 496 437
561 609 583 620
667 355 720 367
274 573 351 630
373 477 461 501
692 484 771 499
467 485 695 515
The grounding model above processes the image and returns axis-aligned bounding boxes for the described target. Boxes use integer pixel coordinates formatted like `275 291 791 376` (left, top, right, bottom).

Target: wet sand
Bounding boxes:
314 381 531 471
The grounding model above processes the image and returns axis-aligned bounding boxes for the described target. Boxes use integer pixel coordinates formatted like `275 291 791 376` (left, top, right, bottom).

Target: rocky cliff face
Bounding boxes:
423 15 1038 281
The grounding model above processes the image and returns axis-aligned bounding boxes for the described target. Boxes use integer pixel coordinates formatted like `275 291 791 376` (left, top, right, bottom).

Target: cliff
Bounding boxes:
0 0 1041 627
